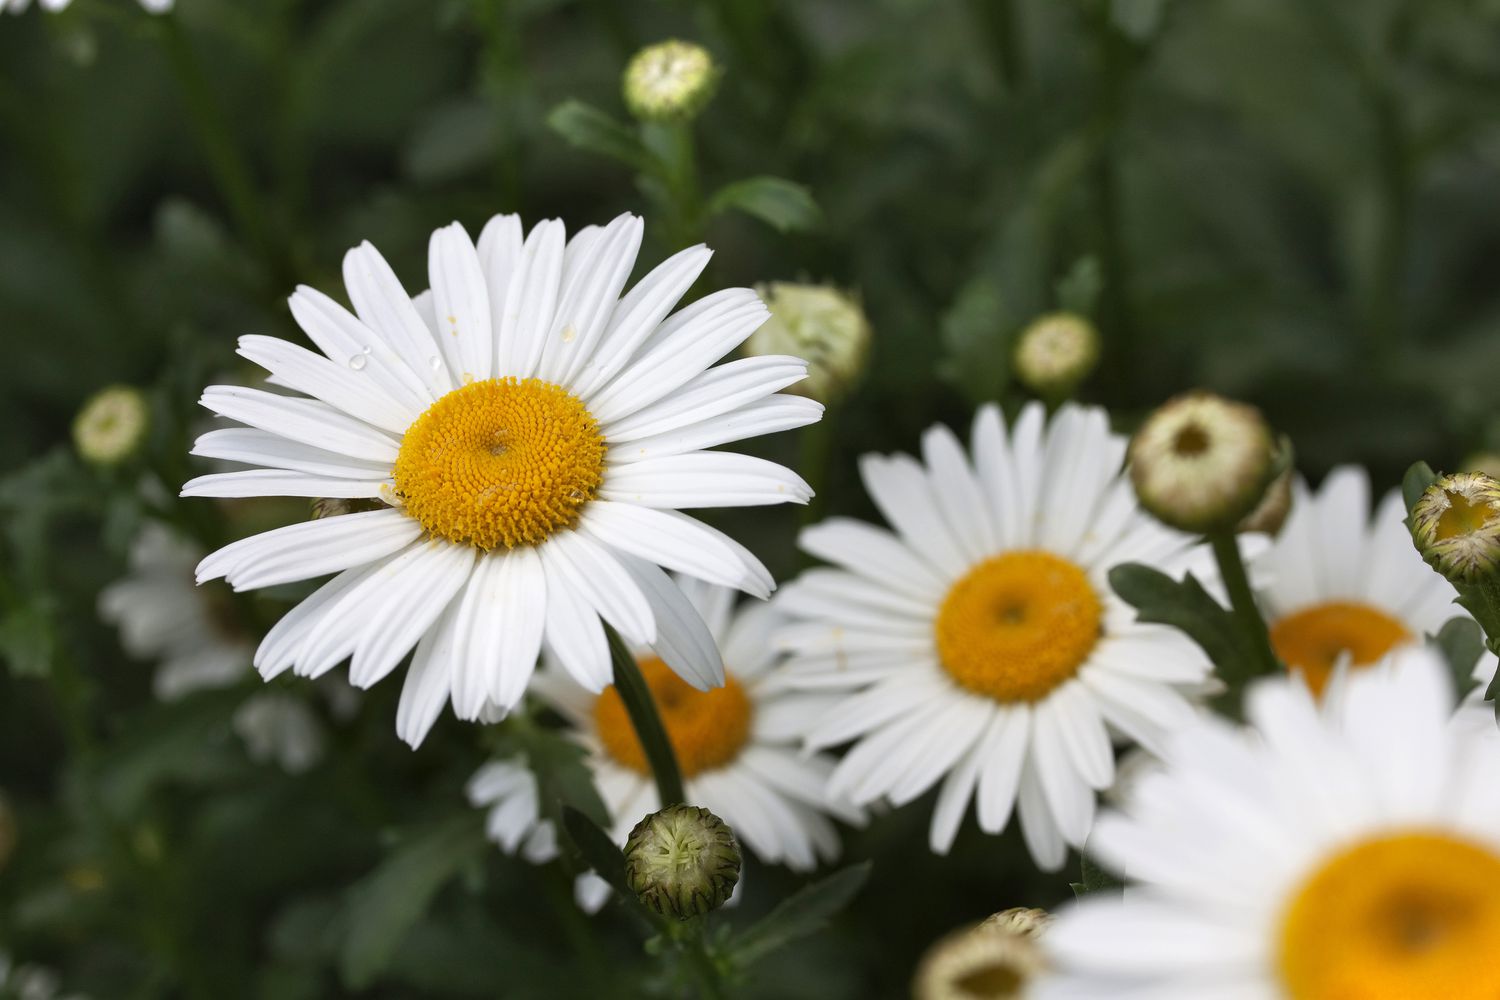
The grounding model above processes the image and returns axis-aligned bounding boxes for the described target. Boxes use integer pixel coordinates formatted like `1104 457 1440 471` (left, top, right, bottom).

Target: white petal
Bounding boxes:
921 423 997 559
428 222 494 382
541 561 612 690
196 509 421 591
343 240 453 397
600 452 811 508
577 502 771 597
191 427 393 479
489 546 548 710
181 469 389 500
858 453 970 579
236 334 415 433
495 219 565 379
542 214 643 386
541 530 656 645
287 285 432 416
797 517 948 602
198 386 399 464
607 396 823 464
396 603 462 747
602 355 811 442
616 554 724 689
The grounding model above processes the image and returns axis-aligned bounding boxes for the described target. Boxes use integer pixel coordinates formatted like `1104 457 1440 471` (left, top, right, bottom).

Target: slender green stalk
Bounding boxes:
1209 532 1280 682
606 626 685 806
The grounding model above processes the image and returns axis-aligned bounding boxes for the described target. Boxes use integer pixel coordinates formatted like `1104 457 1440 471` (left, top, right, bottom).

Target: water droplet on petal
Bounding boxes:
428 356 443 371
348 354 368 371
561 325 578 343
361 344 373 355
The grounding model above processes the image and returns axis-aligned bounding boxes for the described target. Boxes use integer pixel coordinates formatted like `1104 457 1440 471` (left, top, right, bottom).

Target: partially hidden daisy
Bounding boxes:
777 402 1218 869
184 213 820 746
1259 465 1465 696
468 578 863 911
1038 646 1500 1000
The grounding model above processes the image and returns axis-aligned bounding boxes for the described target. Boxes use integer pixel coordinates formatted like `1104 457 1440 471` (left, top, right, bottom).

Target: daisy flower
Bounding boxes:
1259 465 1463 695
468 578 862 911
184 213 819 746
1038 646 1500 999
778 402 1217 869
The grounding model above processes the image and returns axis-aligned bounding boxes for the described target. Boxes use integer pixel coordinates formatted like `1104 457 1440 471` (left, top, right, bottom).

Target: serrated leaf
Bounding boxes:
730 861 871 966
707 176 822 233
546 100 657 174
338 816 488 991
1108 563 1257 687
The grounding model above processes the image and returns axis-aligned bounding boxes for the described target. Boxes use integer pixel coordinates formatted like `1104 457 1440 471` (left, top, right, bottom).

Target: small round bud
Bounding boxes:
1238 463 1295 536
1013 312 1100 398
1411 472 1500 584
1128 392 1277 534
745 282 871 404
623 804 740 919
73 385 148 466
912 907 1051 1000
622 40 719 123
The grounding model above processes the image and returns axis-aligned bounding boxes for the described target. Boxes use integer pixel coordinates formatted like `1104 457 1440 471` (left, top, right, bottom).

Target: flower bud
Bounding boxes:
1411 472 1500 584
1238 464 1294 536
1128 392 1277 534
622 40 719 124
745 282 871 404
1012 312 1100 398
912 907 1051 1000
73 385 148 466
623 804 740 919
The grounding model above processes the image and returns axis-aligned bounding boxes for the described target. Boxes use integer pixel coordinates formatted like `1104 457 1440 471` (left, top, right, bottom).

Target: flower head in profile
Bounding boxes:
622 40 719 123
1412 472 1500 584
745 282 871 404
777 403 1218 869
914 908 1051 1000
1038 647 1500 1000
468 578 862 911
1259 466 1467 696
184 213 820 746
74 385 149 466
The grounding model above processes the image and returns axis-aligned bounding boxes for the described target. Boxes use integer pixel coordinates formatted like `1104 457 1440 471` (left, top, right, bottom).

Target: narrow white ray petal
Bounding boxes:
349 544 475 688
615 554 724 689
976 704 1030 833
608 396 823 464
477 213 524 334
541 560 612 690
541 530 656 645
1050 680 1116 789
198 386 400 464
797 517 948 602
196 509 421 590
253 565 379 678
343 240 453 397
191 427 393 480
571 245 712 399
577 502 770 597
396 603 462 747
181 470 389 500
858 453 970 578
428 222 494 382
287 285 432 415
886 695 993 806
602 355 810 441
929 712 1000 854
921 422 998 559
490 546 548 711
541 214 643 385
599 453 811 508
236 335 415 433
1016 757 1068 870
448 552 516 720
495 219 565 379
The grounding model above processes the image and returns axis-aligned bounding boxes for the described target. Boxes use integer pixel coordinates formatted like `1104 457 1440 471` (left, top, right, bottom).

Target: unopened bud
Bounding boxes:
746 282 871 404
1128 392 1277 534
73 385 148 466
1013 312 1099 398
1411 472 1500 584
1238 464 1295 536
913 907 1051 1000
622 40 719 123
623 804 740 919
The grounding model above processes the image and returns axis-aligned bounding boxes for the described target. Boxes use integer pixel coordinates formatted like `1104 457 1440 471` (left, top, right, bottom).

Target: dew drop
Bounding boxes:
348 354 368 371
428 356 443 371
561 325 578 343
361 345 373 355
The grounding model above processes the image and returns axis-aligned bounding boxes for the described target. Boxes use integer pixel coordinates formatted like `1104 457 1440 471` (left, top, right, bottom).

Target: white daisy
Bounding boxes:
183 213 820 746
99 522 253 700
1 0 170 12
231 692 324 774
1038 646 1500 1000
1259 465 1463 696
468 578 863 911
777 402 1217 870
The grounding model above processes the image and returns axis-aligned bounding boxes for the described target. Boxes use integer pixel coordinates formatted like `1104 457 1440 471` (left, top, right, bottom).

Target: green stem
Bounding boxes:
1209 532 1281 684
968 0 1025 94
606 627 685 806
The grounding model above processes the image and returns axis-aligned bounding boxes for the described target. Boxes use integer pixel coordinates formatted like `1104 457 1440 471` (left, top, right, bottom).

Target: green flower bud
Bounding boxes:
745 282 871 404
1128 391 1277 534
1411 472 1500 584
622 40 719 123
623 804 740 919
1013 312 1100 398
73 385 148 466
912 907 1051 1000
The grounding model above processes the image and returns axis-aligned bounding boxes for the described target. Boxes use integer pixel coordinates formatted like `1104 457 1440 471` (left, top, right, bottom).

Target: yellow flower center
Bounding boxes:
391 377 605 550
934 551 1102 703
1268 601 1410 696
1437 491 1495 540
594 657 754 779
1279 831 1500 1000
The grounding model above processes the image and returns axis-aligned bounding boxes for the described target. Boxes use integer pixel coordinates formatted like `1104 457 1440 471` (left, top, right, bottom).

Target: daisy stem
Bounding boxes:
1209 531 1281 684
606 626 686 806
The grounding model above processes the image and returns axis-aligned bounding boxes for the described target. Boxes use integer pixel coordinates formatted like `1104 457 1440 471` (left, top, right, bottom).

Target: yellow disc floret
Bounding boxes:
392 377 605 550
1279 831 1500 999
594 657 753 779
935 551 1102 703
1269 601 1410 696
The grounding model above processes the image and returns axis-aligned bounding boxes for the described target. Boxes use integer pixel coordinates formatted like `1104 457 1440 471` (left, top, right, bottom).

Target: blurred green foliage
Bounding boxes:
4 0 1500 996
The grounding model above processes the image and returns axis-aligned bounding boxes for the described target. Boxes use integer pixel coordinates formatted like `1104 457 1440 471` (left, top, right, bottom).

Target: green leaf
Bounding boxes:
1401 461 1439 518
730 861 871 966
560 806 630 899
1072 850 1124 899
546 100 657 174
707 176 822 233
1108 563 1259 690
0 598 55 678
338 816 488 991
1432 616 1485 699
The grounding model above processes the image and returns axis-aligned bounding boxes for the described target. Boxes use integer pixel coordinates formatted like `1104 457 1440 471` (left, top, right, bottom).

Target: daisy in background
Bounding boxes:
777 402 1220 870
1258 466 1464 696
1 0 170 12
99 522 330 773
468 578 863 911
1038 645 1500 999
182 212 820 746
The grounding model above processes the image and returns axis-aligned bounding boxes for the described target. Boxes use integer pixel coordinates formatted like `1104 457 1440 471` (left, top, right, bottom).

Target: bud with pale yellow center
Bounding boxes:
622 40 720 123
912 907 1051 1000
1128 392 1278 534
1411 472 1500 584
73 385 149 466
1013 312 1099 399
744 282 870 405
623 804 741 919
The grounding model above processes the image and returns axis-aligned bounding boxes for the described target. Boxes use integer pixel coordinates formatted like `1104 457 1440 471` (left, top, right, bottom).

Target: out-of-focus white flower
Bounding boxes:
232 692 325 774
745 283 871 404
